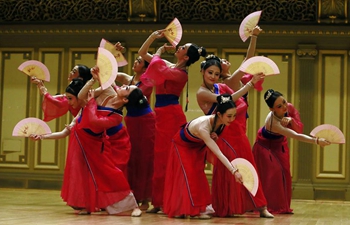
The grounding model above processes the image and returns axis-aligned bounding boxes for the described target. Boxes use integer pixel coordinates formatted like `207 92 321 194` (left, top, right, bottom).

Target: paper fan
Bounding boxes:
164 17 183 47
239 56 280 76
97 47 118 90
12 117 51 137
239 10 262 42
310 124 345 144
231 158 259 196
18 60 50 82
99 39 128 67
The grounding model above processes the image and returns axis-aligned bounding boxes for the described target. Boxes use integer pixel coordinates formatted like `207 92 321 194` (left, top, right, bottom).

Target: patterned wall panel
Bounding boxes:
159 0 317 23
318 0 349 23
33 49 65 170
315 50 347 180
0 0 322 24
0 0 129 23
0 50 34 168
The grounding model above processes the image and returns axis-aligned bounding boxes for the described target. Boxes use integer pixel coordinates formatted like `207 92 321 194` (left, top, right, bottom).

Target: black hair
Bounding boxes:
65 79 85 97
201 54 222 72
143 60 150 69
216 94 236 115
77 64 92 84
186 44 207 66
264 89 283 108
125 88 149 109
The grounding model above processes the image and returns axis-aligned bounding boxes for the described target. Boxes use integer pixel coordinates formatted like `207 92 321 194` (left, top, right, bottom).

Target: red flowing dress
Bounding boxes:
125 81 155 203
163 120 212 217
252 103 303 214
208 83 267 216
60 98 135 213
140 56 188 209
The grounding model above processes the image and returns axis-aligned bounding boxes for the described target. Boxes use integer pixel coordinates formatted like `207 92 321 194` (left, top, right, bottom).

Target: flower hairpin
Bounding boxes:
265 90 273 100
220 96 231 104
198 48 202 55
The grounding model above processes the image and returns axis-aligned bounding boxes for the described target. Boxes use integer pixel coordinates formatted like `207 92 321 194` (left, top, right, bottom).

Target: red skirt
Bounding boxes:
125 112 155 202
151 104 186 208
252 127 293 214
60 126 132 212
211 126 267 216
163 127 211 217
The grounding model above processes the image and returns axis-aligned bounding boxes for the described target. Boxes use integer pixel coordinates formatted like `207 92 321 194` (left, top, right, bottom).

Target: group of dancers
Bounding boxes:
28 23 331 219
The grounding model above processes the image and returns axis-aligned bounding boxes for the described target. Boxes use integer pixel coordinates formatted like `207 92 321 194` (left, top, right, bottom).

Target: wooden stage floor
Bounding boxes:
1 188 349 225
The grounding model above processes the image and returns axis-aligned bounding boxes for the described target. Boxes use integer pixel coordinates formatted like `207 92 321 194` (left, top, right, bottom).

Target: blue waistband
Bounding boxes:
155 94 179 107
83 123 123 137
262 126 283 139
180 127 191 143
126 106 152 117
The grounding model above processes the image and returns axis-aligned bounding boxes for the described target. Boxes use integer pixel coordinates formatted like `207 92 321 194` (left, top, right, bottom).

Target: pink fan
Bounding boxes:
310 124 345 144
239 56 280 76
12 117 51 137
99 39 128 67
96 47 118 90
231 158 259 196
18 60 50 82
164 18 183 47
239 10 262 42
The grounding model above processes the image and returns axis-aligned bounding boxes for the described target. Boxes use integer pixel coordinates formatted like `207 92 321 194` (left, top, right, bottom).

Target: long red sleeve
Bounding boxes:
287 103 303 133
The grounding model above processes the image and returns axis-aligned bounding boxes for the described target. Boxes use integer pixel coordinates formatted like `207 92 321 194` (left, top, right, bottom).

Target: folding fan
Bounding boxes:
99 38 128 67
310 124 345 144
231 158 259 196
96 47 118 90
12 117 51 137
164 17 183 47
18 60 50 82
239 10 262 42
239 56 280 76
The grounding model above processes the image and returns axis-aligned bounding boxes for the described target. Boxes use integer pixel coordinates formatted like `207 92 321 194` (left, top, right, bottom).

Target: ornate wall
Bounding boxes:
0 0 350 201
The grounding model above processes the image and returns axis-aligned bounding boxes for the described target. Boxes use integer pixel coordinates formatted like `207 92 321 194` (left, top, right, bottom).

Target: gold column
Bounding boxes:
128 0 157 22
293 44 318 199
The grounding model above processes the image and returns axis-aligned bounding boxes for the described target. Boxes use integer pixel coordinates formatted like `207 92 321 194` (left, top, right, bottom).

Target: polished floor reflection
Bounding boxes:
1 188 349 225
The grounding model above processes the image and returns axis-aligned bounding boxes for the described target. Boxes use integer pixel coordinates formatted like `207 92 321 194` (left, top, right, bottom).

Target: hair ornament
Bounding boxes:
198 47 202 55
220 95 231 104
265 90 273 100
139 99 144 104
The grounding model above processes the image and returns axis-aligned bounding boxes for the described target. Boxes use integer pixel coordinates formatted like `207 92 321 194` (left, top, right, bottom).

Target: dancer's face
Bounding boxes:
66 93 79 109
272 96 288 117
117 85 138 98
219 107 237 126
132 56 147 74
202 65 221 86
68 65 80 81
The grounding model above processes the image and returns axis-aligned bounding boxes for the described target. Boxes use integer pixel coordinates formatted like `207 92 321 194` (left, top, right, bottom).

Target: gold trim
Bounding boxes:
1 27 350 36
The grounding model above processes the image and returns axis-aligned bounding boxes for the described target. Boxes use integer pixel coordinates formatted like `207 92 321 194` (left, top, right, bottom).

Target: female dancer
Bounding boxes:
31 64 92 121
138 29 207 213
113 45 155 209
252 89 330 213
30 79 143 216
197 53 273 218
163 94 243 219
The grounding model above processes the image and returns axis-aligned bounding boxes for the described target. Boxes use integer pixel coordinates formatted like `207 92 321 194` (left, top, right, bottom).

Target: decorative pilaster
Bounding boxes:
128 0 157 22
318 0 348 23
293 44 318 199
